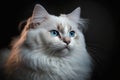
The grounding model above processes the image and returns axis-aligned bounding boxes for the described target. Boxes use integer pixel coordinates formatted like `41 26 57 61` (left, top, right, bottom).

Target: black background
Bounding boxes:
0 0 119 80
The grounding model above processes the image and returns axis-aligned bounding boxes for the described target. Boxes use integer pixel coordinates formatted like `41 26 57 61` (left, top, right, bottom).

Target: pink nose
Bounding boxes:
63 37 71 45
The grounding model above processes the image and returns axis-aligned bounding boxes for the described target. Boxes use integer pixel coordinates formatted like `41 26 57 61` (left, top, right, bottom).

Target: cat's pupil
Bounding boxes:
50 30 59 37
69 31 75 37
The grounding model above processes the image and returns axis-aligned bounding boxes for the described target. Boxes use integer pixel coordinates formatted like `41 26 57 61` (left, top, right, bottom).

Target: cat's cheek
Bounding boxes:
69 39 77 49
26 31 37 42
38 29 52 43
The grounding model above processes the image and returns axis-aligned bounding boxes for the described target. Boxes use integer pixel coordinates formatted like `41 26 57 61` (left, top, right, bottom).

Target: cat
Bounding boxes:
4 4 92 80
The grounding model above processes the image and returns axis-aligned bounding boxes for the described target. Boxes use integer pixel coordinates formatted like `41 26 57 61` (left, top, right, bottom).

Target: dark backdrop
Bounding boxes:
0 0 119 80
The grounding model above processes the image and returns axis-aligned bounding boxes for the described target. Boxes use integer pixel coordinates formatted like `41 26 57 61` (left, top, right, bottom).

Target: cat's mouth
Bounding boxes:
59 45 71 52
64 45 70 50
53 45 71 57
47 44 71 57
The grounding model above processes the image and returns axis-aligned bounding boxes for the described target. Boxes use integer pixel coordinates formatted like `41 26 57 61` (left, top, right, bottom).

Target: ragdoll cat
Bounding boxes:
4 4 92 80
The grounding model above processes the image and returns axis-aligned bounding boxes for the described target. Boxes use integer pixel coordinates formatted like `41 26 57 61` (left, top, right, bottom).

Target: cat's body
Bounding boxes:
4 4 92 80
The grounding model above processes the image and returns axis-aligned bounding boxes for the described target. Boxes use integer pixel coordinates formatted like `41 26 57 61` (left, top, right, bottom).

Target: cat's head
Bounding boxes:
23 4 86 57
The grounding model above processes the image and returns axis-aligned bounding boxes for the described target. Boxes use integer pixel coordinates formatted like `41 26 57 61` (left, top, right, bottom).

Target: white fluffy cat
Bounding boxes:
4 4 92 80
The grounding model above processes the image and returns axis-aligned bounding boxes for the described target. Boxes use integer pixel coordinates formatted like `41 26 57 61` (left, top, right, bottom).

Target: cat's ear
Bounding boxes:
32 4 49 19
27 4 49 29
67 7 81 22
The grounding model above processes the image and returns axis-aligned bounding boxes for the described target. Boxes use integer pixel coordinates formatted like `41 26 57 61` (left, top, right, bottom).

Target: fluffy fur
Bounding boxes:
5 4 92 80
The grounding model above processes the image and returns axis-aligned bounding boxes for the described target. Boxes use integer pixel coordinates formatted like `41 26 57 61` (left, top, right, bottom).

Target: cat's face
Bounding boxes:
24 4 85 56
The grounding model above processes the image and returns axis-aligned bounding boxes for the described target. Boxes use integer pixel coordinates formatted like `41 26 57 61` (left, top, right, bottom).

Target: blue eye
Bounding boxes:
50 30 59 37
69 31 75 37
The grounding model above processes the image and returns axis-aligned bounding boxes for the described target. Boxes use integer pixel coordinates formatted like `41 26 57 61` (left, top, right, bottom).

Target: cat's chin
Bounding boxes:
53 46 71 57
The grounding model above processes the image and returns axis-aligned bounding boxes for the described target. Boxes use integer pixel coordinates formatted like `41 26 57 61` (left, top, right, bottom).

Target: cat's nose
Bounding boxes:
63 37 71 45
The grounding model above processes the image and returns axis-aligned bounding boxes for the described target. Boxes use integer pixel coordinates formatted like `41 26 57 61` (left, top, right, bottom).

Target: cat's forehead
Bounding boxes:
56 23 71 33
39 15 77 32
51 15 73 30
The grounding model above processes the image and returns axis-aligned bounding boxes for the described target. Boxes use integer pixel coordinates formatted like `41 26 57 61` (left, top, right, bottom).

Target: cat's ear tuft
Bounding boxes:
67 7 81 22
32 4 49 18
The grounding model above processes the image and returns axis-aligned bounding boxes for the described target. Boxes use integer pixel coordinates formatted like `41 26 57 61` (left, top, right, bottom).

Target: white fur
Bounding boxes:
5 4 92 80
